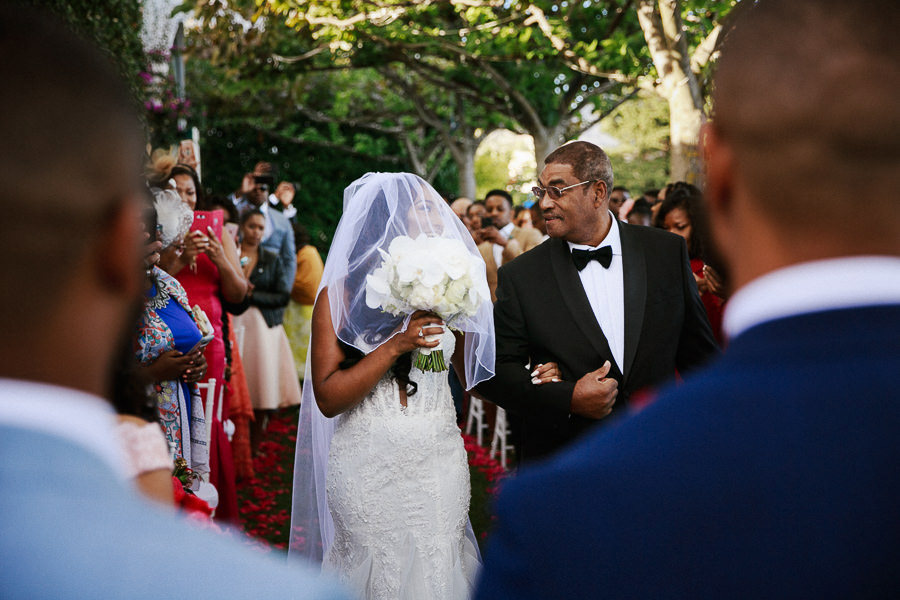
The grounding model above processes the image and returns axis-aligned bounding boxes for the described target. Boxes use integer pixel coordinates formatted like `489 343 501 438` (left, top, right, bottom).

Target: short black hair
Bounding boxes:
484 189 512 207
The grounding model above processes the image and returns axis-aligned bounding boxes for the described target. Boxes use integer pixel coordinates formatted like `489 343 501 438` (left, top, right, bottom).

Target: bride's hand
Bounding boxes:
531 362 561 385
391 310 444 356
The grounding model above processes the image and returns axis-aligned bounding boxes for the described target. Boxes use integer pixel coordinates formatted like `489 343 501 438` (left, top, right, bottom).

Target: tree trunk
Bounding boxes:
667 85 704 184
457 145 477 200
531 122 567 173
637 0 705 183
447 136 477 200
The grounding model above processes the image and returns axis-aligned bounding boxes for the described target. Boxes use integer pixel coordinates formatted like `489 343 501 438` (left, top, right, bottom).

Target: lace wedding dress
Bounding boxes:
323 331 480 599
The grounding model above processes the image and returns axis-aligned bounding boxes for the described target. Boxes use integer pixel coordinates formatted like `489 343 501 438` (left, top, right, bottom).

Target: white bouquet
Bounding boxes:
365 234 486 372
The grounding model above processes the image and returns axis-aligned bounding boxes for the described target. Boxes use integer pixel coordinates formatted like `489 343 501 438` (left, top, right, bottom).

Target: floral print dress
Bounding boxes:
136 266 209 475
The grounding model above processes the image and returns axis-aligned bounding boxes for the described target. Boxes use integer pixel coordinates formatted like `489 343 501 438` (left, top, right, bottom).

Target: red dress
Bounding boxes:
176 253 239 524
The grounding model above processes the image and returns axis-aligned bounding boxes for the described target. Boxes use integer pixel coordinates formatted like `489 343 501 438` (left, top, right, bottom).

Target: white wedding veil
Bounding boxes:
288 172 495 564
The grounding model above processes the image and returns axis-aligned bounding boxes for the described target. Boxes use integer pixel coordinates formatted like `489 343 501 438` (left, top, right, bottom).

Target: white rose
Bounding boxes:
445 277 468 306
408 283 437 308
419 256 448 287
442 245 471 280
395 251 427 284
365 268 391 309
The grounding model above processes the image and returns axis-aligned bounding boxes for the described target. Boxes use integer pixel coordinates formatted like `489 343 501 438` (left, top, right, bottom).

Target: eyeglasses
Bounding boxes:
255 184 269 192
532 180 596 200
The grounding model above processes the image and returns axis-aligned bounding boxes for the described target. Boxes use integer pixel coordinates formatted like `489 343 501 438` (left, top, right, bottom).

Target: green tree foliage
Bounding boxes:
604 92 670 192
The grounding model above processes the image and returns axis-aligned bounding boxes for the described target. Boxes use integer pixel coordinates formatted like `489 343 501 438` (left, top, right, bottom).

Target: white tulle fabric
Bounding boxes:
288 173 494 598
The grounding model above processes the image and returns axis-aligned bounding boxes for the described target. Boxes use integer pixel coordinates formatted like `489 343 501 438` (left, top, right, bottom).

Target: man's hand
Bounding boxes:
240 172 255 196
275 181 295 208
480 226 507 246
570 361 618 419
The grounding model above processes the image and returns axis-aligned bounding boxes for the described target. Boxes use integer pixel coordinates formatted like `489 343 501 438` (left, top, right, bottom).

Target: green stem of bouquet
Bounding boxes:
415 349 447 372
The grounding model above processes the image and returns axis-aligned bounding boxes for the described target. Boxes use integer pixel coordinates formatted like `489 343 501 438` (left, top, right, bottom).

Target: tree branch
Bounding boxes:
690 23 722 73
603 0 635 39
292 104 403 136
247 123 403 163
523 3 640 86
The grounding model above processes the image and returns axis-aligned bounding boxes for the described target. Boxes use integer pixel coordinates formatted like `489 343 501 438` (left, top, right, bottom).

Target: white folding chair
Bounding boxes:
465 396 486 446
490 406 514 470
196 378 217 444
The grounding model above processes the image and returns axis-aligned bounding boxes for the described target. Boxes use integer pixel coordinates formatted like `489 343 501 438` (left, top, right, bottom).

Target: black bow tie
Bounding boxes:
571 246 613 271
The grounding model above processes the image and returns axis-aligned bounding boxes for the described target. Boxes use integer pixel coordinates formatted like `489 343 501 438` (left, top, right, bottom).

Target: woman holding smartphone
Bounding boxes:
137 189 210 476
149 153 248 524
231 209 301 446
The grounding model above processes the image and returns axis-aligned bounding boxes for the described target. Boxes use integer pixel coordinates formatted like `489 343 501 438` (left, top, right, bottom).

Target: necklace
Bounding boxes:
147 276 171 311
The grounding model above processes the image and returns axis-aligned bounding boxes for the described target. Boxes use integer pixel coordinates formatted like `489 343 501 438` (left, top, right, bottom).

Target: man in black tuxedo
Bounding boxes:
478 141 718 463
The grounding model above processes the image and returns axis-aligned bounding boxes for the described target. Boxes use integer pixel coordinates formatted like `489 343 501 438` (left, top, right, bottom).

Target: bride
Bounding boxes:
289 173 496 599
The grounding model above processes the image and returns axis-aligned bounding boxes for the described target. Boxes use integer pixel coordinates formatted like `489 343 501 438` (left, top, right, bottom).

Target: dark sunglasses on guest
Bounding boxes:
532 180 596 201
256 184 269 192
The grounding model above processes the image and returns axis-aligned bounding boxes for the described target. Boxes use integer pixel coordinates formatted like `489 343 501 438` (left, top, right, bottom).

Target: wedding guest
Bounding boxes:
234 161 297 295
202 194 255 480
642 188 660 203
624 197 653 226
229 172 255 205
111 222 174 506
150 156 248 524
206 194 241 244
655 182 725 342
513 205 533 229
476 1 900 597
0 10 349 598
273 181 298 220
529 204 549 242
137 189 209 478
284 222 325 381
467 200 487 244
478 190 543 302
608 185 630 219
231 210 301 444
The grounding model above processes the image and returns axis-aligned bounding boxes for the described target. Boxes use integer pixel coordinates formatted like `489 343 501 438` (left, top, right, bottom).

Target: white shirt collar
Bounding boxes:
723 256 900 339
567 212 622 254
498 222 515 239
0 379 128 479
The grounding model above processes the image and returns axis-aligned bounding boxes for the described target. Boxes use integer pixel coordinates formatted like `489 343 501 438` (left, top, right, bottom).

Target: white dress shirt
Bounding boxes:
723 256 900 340
0 378 128 479
567 214 625 372
493 222 515 268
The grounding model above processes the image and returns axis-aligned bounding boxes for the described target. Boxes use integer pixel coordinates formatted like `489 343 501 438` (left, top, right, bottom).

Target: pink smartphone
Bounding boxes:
189 210 223 239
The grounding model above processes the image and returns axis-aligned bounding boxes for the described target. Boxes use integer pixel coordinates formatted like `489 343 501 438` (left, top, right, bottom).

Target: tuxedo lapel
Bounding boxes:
548 238 617 370
619 221 646 384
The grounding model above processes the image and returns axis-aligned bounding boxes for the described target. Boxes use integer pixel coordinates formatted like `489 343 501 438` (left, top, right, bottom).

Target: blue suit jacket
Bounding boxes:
261 206 297 295
0 427 348 599
475 305 900 598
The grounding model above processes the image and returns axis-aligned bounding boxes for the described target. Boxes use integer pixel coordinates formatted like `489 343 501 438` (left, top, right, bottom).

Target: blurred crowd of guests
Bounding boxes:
122 153 323 522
